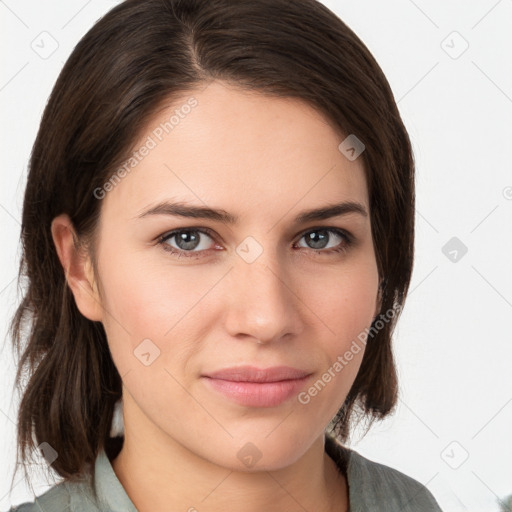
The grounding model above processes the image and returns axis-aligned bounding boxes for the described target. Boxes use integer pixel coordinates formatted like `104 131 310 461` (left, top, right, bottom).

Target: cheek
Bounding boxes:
301 257 379 342
296 278 374 425
297 256 378 399
95 249 212 370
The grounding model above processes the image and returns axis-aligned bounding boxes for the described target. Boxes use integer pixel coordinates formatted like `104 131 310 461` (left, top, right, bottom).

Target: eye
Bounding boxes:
157 228 218 258
157 226 353 259
295 228 352 254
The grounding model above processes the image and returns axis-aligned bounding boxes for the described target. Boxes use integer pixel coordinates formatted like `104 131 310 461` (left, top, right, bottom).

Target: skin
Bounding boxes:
51 80 381 512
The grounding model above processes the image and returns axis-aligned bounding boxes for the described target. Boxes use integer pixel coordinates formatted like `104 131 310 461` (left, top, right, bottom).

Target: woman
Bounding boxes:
6 0 443 510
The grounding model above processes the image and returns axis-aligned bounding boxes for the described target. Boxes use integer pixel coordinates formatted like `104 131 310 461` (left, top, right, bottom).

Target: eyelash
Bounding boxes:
156 226 354 259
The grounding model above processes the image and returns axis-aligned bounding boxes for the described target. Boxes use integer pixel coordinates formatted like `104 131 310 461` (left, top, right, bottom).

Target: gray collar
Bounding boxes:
91 449 138 512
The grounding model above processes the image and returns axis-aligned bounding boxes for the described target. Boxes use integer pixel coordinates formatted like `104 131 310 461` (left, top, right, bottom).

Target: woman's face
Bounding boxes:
89 80 380 469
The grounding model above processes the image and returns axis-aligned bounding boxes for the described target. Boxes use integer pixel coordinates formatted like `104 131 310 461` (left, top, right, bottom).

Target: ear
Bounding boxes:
51 214 103 322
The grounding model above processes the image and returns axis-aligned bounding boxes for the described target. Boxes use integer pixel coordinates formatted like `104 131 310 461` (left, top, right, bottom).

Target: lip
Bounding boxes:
202 365 312 407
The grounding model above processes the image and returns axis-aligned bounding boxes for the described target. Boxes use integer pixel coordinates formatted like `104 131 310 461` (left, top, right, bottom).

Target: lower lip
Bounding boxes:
203 376 311 407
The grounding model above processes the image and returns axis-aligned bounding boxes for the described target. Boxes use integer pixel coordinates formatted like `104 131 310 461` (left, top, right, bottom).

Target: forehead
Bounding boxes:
101 81 369 224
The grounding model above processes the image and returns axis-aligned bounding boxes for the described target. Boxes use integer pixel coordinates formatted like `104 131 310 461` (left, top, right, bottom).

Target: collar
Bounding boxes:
92 449 138 512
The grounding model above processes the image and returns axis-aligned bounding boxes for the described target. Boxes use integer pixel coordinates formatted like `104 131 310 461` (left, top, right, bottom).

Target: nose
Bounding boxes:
223 246 304 344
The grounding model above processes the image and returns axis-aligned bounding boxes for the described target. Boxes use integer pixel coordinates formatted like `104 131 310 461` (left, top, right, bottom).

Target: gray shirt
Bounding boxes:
6 435 443 511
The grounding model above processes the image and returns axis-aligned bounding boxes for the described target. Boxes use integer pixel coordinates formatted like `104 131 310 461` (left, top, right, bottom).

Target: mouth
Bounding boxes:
201 365 313 408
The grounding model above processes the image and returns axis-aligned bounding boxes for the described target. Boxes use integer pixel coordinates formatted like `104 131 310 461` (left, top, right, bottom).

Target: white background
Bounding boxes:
1 1 511 511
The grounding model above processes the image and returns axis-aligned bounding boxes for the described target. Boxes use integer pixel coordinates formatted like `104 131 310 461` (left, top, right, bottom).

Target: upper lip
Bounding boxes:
203 365 312 383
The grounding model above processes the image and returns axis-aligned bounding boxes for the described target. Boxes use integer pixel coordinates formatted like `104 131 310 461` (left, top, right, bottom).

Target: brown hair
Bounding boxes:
9 0 414 481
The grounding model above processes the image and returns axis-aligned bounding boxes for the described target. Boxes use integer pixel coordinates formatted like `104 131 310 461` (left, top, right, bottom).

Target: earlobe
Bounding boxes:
50 214 103 322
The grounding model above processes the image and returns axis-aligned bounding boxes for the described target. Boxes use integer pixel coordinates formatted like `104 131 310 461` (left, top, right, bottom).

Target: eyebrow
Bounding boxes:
136 200 368 224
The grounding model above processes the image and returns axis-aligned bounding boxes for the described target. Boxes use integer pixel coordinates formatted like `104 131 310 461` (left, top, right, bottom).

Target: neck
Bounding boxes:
111 403 348 512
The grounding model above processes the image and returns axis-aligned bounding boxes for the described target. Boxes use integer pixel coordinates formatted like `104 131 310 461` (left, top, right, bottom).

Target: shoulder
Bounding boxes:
325 434 442 512
5 477 99 512
347 449 443 511
6 447 136 512
6 482 70 512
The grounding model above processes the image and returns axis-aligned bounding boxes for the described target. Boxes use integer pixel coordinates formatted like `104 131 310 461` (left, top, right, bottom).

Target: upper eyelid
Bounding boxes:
159 226 217 242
